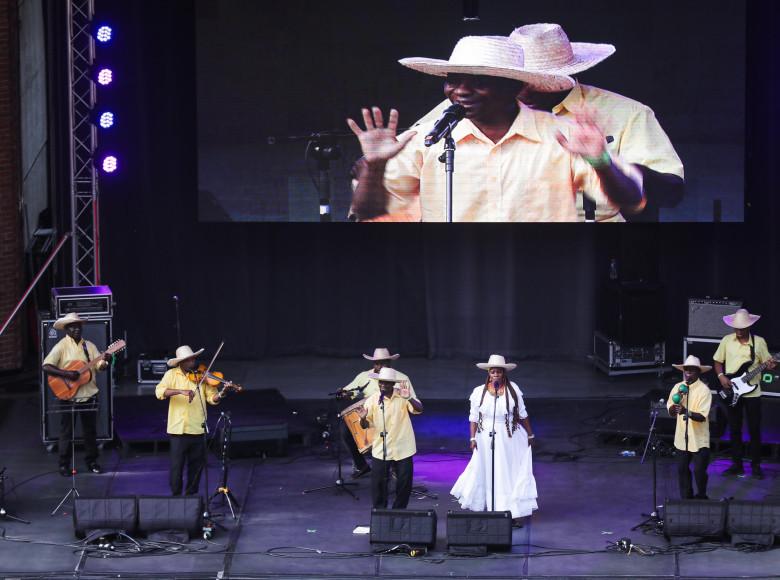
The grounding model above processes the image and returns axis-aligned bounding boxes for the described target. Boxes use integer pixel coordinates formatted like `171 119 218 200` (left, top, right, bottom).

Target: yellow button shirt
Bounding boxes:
362 388 421 461
666 379 711 452
713 333 772 396
342 369 413 400
43 336 107 402
155 367 221 435
379 104 641 223
414 84 679 222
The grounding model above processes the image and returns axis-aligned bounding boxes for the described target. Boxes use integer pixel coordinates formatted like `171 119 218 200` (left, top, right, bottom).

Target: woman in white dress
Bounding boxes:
451 354 538 526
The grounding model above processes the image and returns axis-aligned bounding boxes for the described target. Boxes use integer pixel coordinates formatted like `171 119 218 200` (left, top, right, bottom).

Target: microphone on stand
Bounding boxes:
424 104 466 147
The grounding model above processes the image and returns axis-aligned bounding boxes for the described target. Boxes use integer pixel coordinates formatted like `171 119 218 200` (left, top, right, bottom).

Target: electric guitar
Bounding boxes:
718 352 779 406
47 340 127 400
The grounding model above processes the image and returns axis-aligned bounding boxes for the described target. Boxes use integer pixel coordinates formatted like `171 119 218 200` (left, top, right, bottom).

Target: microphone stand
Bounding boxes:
633 402 663 530
380 394 389 506
195 342 225 538
489 385 499 511
438 135 456 223
172 296 182 346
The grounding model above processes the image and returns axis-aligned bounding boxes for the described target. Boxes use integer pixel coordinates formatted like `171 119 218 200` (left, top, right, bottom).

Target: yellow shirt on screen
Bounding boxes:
413 83 680 222
713 333 771 396
155 367 221 435
666 379 711 452
362 387 421 461
377 105 641 223
43 336 107 402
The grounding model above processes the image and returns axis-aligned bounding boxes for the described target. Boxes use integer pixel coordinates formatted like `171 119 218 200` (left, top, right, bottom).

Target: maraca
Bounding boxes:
679 384 689 395
672 393 681 404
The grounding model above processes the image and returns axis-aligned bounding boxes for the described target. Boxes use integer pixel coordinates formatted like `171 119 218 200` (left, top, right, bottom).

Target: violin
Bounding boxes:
186 364 243 395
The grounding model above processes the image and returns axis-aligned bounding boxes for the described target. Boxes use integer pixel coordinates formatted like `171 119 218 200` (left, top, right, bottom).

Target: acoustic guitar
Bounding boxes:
47 339 127 400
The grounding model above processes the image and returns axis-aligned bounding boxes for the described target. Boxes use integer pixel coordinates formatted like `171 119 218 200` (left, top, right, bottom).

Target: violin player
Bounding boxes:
155 345 233 496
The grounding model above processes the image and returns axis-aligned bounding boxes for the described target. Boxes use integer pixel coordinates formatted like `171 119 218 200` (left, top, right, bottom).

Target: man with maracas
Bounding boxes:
666 356 713 499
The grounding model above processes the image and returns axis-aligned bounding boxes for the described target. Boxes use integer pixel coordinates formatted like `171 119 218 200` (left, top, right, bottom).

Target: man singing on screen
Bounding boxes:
347 35 645 222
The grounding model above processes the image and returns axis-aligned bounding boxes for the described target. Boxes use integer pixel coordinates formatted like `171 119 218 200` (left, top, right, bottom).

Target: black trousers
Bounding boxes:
59 402 98 467
371 456 413 509
341 421 369 470
169 434 206 496
727 396 762 466
677 447 710 499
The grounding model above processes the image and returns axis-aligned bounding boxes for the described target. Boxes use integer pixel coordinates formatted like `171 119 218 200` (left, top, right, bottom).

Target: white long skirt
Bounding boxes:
450 425 538 518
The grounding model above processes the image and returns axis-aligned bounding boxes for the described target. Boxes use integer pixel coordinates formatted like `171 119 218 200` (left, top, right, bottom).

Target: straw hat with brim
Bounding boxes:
168 345 205 367
368 367 404 383
723 308 760 329
53 312 86 330
399 35 575 93
476 354 517 371
672 355 712 373
363 347 400 361
509 23 615 77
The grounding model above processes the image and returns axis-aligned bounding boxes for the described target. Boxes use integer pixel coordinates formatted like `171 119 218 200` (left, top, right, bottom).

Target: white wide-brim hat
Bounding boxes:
399 35 575 93
672 355 712 373
476 354 517 371
168 345 205 367
368 367 404 383
723 308 760 329
53 312 86 330
508 23 616 77
363 347 400 361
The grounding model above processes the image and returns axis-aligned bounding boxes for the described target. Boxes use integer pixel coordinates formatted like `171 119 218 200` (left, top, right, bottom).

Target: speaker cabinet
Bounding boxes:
138 496 203 538
664 499 727 540
727 500 780 546
73 497 138 538
370 509 437 550
446 511 512 554
40 318 114 444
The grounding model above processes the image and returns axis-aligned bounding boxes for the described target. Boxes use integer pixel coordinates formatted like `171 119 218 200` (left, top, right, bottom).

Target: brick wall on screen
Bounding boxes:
0 0 23 370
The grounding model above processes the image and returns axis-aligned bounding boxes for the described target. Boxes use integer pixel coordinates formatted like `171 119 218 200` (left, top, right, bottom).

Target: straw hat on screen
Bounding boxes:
476 354 517 371
399 35 575 92
363 347 400 361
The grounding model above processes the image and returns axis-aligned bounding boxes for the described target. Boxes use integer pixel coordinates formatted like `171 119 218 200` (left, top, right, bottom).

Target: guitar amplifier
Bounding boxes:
52 286 113 318
687 297 743 338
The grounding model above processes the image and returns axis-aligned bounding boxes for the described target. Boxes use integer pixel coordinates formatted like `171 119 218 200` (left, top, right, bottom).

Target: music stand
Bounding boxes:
209 412 240 519
0 468 30 524
50 398 98 516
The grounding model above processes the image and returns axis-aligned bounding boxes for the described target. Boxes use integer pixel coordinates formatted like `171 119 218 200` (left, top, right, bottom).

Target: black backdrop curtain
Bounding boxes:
81 0 778 362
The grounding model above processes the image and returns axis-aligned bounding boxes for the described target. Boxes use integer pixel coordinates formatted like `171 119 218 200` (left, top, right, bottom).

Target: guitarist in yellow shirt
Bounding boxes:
713 309 777 479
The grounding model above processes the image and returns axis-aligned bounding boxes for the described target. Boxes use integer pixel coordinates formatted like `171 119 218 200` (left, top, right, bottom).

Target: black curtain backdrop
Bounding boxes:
90 0 778 364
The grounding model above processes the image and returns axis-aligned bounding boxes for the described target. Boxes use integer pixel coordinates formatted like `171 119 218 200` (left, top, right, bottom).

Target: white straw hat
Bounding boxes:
672 355 712 373
399 36 575 93
476 354 517 371
363 347 400 361
368 367 404 383
508 23 616 76
723 308 760 329
53 312 86 330
168 345 205 367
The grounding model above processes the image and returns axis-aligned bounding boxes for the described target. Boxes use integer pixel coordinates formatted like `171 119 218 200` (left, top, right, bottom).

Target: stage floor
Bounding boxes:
1 393 779 579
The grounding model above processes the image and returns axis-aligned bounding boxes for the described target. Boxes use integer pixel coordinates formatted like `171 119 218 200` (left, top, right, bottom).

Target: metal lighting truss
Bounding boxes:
67 0 100 286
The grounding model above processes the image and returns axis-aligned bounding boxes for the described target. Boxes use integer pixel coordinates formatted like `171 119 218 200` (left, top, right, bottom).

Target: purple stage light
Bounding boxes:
101 155 118 173
96 25 113 43
98 111 114 129
97 68 113 86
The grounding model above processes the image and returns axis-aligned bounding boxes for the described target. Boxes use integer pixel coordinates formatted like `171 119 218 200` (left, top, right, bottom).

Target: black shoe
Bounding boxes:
752 466 765 480
512 518 524 528
723 464 744 476
58 465 70 477
351 465 371 479
86 462 103 474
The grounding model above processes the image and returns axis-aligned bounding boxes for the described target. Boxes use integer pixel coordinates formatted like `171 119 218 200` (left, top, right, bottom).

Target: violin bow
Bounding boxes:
197 340 225 391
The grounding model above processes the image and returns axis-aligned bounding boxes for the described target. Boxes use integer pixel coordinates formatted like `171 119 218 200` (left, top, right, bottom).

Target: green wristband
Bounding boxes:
584 151 612 169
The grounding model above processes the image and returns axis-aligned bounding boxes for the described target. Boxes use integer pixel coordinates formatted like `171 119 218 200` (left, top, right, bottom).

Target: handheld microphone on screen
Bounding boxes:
424 104 466 147
493 380 501 397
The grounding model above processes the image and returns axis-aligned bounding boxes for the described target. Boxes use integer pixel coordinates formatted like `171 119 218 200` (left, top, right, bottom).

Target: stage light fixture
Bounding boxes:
98 111 115 129
101 155 118 173
96 25 113 43
96 68 113 86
